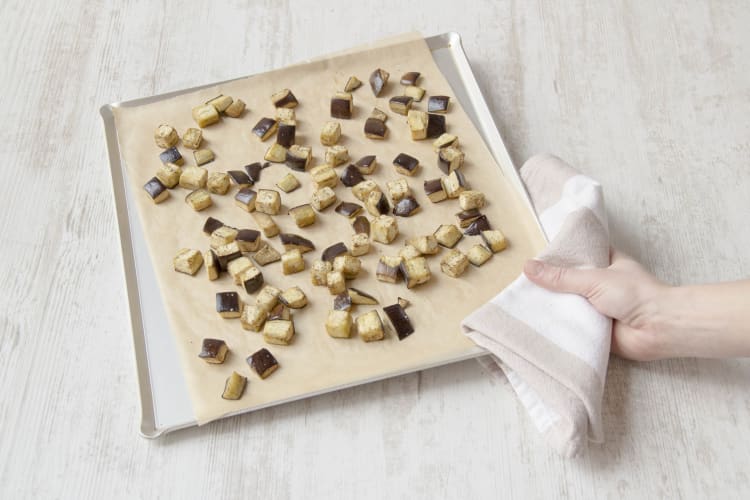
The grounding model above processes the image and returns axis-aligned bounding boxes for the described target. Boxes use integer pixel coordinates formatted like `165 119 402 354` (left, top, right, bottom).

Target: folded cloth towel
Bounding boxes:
461 154 611 457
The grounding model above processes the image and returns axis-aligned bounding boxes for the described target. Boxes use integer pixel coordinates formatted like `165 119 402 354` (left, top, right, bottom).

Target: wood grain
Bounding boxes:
1 0 748 498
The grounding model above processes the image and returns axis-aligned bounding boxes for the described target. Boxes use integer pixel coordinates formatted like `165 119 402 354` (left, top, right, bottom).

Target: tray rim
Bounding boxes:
100 31 543 438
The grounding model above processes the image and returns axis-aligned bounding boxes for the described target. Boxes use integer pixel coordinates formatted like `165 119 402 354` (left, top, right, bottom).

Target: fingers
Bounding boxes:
523 259 600 297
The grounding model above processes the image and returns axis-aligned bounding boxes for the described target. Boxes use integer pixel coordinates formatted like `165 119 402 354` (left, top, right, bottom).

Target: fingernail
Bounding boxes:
524 260 544 276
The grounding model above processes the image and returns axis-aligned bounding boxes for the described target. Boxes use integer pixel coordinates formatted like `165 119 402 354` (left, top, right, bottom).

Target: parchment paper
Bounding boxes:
113 34 546 424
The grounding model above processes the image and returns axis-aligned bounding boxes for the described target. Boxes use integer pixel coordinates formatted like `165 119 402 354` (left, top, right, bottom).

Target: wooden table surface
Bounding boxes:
2 1 748 498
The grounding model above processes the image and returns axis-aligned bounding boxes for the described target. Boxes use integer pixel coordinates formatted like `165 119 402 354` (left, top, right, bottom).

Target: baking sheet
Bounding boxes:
102 32 546 435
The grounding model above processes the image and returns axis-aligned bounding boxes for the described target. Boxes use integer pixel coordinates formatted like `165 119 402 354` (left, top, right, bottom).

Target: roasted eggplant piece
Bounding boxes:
205 250 220 280
199 338 228 363
322 242 349 262
330 92 353 119
143 177 169 203
481 229 508 253
252 117 278 141
193 148 215 166
334 201 362 218
159 146 183 165
154 124 178 149
253 243 281 266
364 117 388 140
234 229 260 252
209 226 238 247
440 249 469 278
333 292 353 311
185 188 212 211
442 170 467 198
206 94 233 113
351 233 370 257
311 260 333 286
281 249 305 275
216 291 243 318
276 120 296 148
224 98 246 117
455 208 482 228
326 270 346 295
371 215 398 244
386 178 410 203
352 180 380 202
369 68 389 97
263 318 295 345
400 71 420 86
248 348 280 379
326 310 353 338
173 248 203 275
433 133 458 151
464 215 491 236
351 215 370 235
392 153 419 176
426 113 446 138
383 303 414 340
333 254 362 279
325 145 349 167
428 95 450 113
252 212 280 238
388 96 413 115
234 188 257 212
278 286 307 309
400 257 431 289
271 88 298 108
376 255 403 283
280 233 315 253
407 110 428 140
310 165 338 190
192 104 220 128
239 266 264 293
264 143 287 163
434 224 463 248
182 128 203 149
256 189 281 215
320 121 341 146
344 76 362 92
366 190 390 216
202 216 224 235
207 172 230 194
392 196 420 217
348 288 379 305
156 162 181 188
311 186 337 211
423 178 447 203
355 155 377 174
222 372 247 400
288 204 316 228
214 241 242 270
467 244 492 266
286 144 312 171
244 162 263 183
459 190 486 211
438 146 465 174
340 164 365 187
404 85 425 102
227 170 253 187
356 310 385 342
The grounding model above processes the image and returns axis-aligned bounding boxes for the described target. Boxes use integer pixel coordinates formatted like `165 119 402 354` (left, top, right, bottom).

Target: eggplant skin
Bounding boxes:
383 303 414 340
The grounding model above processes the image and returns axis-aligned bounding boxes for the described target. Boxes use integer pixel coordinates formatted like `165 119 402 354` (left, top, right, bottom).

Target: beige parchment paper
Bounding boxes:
113 34 546 424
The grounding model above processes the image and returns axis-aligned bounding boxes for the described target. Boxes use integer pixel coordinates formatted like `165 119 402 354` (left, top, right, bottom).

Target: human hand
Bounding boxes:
523 250 671 361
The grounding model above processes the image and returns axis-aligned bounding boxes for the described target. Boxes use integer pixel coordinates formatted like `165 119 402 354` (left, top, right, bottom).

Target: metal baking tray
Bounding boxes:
101 32 540 438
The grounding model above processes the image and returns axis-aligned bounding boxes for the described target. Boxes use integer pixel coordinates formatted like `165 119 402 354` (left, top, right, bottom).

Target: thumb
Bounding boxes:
523 260 598 297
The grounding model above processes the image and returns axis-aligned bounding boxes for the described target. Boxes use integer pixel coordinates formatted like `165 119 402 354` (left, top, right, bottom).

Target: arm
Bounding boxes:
523 251 750 361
